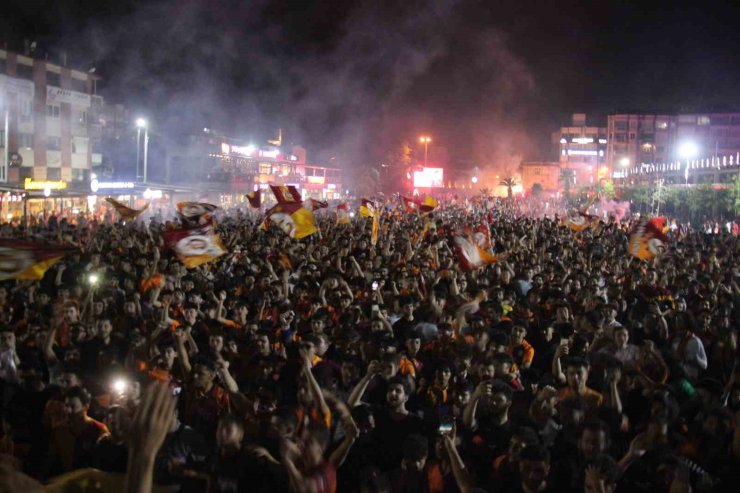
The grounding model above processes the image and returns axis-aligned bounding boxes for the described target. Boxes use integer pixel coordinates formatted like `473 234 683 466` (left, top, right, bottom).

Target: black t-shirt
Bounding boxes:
370 407 427 472
210 449 250 493
92 437 128 473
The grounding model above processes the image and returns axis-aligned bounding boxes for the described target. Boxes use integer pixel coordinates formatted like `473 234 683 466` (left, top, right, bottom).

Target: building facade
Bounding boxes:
0 49 102 186
553 113 608 187
607 112 740 173
520 161 561 193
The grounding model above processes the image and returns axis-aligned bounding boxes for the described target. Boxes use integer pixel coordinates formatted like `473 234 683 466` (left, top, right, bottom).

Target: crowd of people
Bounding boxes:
0 195 738 493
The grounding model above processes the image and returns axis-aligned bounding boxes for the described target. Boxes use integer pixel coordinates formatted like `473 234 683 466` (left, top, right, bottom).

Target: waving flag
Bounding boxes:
264 202 317 239
628 218 669 260
246 190 262 208
105 198 149 221
371 213 379 246
177 202 218 222
336 203 350 225
161 224 226 268
564 212 597 232
270 185 302 205
359 199 376 218
0 240 77 280
454 235 499 271
473 224 492 249
419 196 438 213
401 196 420 213
309 198 329 211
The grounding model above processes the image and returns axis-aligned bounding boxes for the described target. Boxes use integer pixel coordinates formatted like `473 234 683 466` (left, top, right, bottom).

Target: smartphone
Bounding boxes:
372 281 379 291
438 416 453 434
371 304 379 314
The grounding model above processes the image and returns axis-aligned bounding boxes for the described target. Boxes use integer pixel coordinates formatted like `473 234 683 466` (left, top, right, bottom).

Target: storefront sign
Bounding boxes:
46 86 91 108
90 179 135 192
24 178 67 190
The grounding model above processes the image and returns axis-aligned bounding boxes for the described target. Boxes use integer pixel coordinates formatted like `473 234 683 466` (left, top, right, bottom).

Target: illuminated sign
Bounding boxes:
307 176 325 184
572 137 593 144
567 150 598 156
24 178 67 190
259 149 279 158
143 188 163 199
413 167 444 188
90 179 135 192
327 184 336 190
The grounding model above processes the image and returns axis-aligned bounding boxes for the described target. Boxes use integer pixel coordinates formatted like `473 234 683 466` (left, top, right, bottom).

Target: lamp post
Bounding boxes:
136 118 148 183
419 136 431 167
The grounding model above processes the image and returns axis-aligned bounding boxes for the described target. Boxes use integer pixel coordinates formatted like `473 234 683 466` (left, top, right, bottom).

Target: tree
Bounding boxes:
499 177 518 199
531 183 544 197
728 174 740 216
479 187 490 197
559 169 575 199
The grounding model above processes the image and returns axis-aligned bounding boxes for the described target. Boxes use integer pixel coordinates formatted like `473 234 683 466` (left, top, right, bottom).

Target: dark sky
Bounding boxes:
3 0 740 173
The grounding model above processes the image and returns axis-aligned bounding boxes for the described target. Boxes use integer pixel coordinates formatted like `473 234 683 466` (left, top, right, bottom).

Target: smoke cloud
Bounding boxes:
23 0 542 188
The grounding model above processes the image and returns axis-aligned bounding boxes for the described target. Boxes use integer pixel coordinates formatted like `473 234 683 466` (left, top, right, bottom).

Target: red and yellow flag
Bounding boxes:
176 202 218 223
309 198 329 211
359 199 376 218
453 235 499 271
246 190 262 208
371 213 379 246
264 202 317 239
420 196 438 213
336 203 350 225
105 198 149 221
0 240 77 280
401 196 420 213
161 224 226 268
629 218 669 260
269 185 302 205
564 212 597 232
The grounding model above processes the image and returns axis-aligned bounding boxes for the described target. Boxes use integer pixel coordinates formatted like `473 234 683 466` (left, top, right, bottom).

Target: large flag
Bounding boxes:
0 240 77 280
264 202 317 239
628 218 669 260
336 203 350 225
161 224 226 268
402 195 437 214
176 202 218 222
359 199 376 218
270 185 302 205
246 190 262 208
454 235 499 271
473 224 492 249
105 198 149 221
309 198 329 211
564 212 597 232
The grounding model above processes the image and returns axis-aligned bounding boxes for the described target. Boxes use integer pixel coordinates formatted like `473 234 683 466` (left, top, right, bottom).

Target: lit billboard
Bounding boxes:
413 167 444 188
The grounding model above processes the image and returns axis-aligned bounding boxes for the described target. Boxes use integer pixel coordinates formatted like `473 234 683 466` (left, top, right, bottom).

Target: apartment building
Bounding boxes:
0 49 102 185
552 113 608 187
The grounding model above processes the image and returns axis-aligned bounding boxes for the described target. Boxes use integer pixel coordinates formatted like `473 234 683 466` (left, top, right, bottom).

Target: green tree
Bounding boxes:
728 175 740 215
479 187 490 196
531 182 544 197
499 177 518 199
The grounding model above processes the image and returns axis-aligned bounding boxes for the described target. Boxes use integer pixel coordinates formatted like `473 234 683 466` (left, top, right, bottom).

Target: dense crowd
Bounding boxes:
0 197 738 493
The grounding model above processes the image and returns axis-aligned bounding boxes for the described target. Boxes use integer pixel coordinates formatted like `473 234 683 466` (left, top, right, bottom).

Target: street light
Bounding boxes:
136 118 149 183
419 136 432 167
678 142 698 185
619 157 630 167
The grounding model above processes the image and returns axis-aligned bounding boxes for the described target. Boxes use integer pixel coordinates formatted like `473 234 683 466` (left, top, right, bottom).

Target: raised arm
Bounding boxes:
347 361 381 407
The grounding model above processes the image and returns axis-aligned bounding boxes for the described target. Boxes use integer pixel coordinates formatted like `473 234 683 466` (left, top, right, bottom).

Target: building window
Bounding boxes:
19 99 32 122
46 136 61 151
697 116 710 126
74 110 87 125
629 133 636 139
46 168 61 180
18 167 33 181
15 64 33 80
712 116 729 125
615 134 627 143
71 78 87 93
656 121 668 129
46 105 60 118
19 133 33 148
71 169 86 181
46 72 60 87
615 121 628 131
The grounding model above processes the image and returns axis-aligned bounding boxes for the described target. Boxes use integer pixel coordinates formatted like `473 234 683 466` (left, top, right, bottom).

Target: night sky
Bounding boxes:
4 0 740 173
